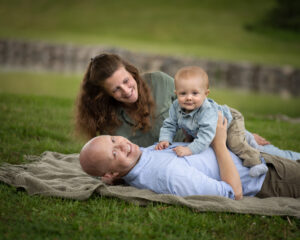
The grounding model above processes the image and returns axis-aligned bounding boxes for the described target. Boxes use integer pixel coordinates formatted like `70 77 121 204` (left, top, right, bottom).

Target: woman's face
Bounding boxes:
103 67 138 104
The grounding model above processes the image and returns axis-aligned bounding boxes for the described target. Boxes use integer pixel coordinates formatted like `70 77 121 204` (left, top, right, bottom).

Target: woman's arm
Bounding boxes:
211 112 243 200
252 133 270 145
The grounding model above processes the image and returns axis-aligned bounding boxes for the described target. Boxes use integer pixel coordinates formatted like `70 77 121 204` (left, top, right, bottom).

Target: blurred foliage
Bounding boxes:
264 0 300 32
0 0 299 67
245 0 300 33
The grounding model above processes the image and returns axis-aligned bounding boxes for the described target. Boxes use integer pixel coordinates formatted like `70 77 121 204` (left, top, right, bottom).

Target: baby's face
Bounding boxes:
175 77 208 113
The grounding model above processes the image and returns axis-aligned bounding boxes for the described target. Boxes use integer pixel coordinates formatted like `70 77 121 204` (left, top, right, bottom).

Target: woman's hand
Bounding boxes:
211 112 228 149
252 133 270 146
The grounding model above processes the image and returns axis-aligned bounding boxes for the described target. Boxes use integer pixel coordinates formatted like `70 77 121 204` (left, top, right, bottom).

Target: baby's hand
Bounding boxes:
155 141 170 150
173 146 192 157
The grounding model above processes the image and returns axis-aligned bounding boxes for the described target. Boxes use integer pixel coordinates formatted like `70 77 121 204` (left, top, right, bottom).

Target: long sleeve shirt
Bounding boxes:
159 98 232 154
122 143 266 199
115 71 184 147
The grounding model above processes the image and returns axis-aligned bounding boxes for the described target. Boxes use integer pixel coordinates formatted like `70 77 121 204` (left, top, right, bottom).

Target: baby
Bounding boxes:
155 66 267 177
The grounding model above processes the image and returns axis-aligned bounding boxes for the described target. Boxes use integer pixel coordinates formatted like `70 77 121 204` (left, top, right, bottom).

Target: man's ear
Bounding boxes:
102 172 120 185
102 172 119 179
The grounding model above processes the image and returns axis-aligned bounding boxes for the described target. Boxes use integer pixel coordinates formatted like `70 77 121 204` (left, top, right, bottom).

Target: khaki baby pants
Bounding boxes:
227 108 261 167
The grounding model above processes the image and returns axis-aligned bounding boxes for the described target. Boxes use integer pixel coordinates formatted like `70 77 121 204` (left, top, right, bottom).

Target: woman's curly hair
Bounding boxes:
75 53 155 139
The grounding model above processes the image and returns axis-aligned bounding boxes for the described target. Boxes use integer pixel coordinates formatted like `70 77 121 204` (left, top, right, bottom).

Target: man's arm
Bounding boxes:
211 112 243 200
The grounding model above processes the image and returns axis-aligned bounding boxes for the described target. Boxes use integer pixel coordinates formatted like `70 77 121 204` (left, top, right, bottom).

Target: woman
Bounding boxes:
75 53 300 161
75 53 183 147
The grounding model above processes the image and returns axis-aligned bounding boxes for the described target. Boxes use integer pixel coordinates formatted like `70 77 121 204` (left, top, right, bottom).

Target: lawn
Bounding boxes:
0 0 300 238
0 70 300 239
0 0 299 67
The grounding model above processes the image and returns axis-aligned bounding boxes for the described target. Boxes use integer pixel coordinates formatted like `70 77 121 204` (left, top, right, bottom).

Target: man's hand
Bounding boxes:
212 111 243 200
101 176 114 185
211 112 228 149
173 146 193 157
155 141 170 150
252 133 270 146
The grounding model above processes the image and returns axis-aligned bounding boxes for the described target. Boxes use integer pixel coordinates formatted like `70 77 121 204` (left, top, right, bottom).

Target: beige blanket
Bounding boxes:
0 151 299 217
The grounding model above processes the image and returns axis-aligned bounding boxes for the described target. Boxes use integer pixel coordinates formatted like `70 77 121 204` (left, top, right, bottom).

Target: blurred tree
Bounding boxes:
264 0 300 32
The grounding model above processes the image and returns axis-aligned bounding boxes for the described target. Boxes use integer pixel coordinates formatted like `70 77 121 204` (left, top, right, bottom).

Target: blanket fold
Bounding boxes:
0 151 299 217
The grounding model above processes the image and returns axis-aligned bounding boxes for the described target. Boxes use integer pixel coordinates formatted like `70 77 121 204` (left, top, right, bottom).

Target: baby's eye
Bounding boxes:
192 91 199 95
179 92 186 96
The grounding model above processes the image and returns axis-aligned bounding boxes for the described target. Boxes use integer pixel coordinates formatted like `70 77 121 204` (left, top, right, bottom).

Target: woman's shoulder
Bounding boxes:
143 71 174 83
142 71 174 90
142 72 176 111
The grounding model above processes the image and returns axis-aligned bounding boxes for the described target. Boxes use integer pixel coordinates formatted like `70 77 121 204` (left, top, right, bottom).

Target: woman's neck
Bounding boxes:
122 102 137 112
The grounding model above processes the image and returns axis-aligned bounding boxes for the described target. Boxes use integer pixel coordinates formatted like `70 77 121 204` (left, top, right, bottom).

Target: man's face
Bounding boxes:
96 135 142 177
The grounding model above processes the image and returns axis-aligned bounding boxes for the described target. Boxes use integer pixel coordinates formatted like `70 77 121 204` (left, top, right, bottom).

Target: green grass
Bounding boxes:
0 70 300 239
0 70 82 99
1 187 299 240
0 0 299 67
0 0 299 237
1 70 300 116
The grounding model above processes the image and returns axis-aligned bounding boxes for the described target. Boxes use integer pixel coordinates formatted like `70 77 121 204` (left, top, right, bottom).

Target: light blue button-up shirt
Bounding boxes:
122 143 266 199
159 98 233 154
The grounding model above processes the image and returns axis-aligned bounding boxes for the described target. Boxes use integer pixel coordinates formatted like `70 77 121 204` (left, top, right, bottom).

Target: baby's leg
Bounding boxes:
227 108 261 166
227 108 267 177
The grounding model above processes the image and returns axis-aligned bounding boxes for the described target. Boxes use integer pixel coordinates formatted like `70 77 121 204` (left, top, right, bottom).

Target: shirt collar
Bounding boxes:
178 98 208 117
122 147 147 182
119 108 135 126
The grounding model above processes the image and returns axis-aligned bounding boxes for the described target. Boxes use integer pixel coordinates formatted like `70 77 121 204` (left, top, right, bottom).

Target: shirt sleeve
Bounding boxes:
159 101 179 143
168 166 235 199
187 107 218 154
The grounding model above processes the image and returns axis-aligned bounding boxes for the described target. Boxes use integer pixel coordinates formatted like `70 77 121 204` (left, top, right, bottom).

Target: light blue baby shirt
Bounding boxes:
122 143 266 199
159 98 233 154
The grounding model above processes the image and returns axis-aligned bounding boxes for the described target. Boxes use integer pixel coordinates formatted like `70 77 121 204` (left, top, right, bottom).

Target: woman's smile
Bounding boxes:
104 67 138 104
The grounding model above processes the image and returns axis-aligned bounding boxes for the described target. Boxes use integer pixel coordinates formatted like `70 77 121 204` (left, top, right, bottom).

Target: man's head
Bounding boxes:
79 135 142 183
174 66 210 113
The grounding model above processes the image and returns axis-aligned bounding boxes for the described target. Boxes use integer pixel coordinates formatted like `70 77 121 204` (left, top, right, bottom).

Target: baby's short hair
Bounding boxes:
175 66 209 89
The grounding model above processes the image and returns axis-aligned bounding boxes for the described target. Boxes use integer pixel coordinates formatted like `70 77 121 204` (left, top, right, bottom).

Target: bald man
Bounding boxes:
80 115 300 199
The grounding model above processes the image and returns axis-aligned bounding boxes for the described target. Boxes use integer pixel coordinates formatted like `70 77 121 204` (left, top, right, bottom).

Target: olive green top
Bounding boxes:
114 71 183 147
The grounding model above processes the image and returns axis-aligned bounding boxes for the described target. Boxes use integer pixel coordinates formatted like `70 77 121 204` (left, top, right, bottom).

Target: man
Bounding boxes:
80 113 300 200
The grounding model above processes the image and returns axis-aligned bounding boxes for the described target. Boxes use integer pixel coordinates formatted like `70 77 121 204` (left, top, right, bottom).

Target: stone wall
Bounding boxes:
0 39 299 96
